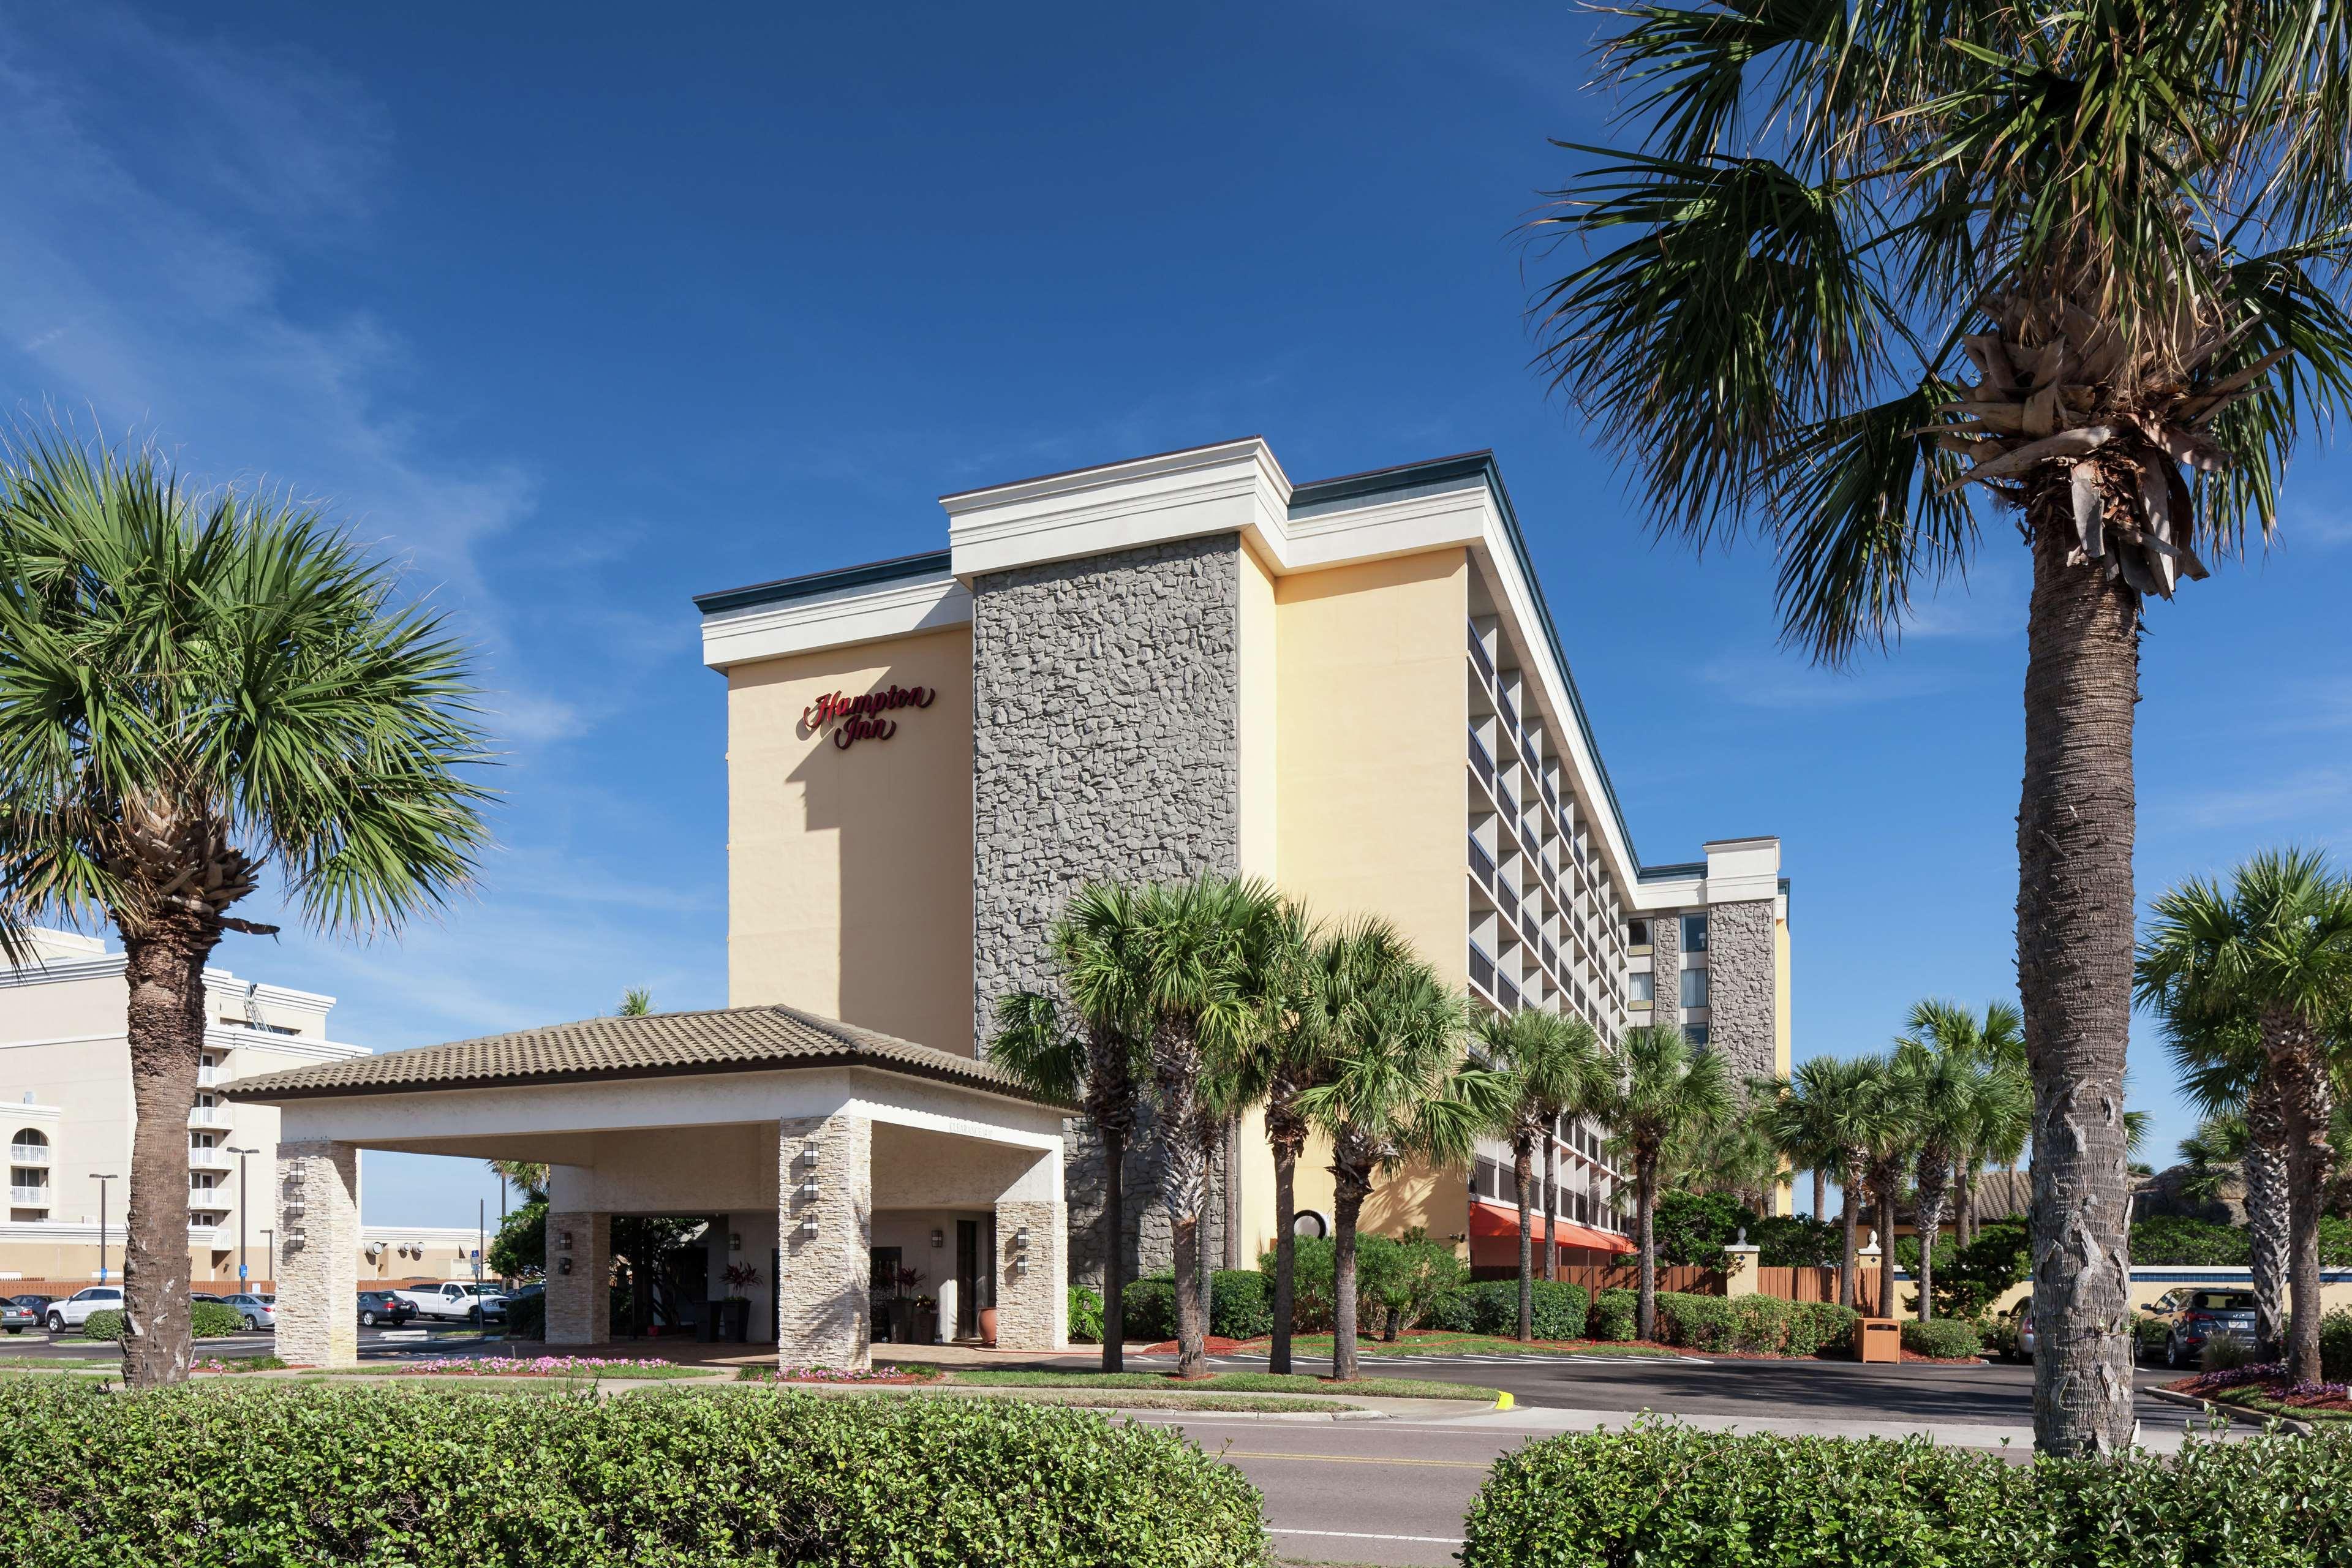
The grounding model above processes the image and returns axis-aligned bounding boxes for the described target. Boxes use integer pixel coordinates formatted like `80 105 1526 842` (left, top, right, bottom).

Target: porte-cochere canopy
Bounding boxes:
224 1005 1070 1370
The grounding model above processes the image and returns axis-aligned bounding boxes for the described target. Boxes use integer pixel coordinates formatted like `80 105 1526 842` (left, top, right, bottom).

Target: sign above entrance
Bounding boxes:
803 684 936 749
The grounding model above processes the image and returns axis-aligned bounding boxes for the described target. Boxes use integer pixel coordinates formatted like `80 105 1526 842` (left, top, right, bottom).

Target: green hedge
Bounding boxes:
1067 1286 1103 1344
2324 1308 2351 1383
77 1310 126 1343
1591 1287 1638 1341
1425 1280 1591 1340
1903 1319 1983 1359
0 1380 1267 1566
1463 1422 2352 1568
1120 1277 1175 1343
1207 1270 1270 1341
1651 1292 1857 1355
79 1305 244 1343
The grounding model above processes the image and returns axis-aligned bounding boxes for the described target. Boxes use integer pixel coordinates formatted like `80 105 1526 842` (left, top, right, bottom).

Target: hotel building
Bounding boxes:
696 438 1791 1284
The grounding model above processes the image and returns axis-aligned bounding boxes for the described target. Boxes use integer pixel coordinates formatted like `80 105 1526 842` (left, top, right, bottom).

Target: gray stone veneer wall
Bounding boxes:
778 1112 872 1369
970 535 1243 1289
273 1140 358 1369
1648 908 1682 1036
1703 899 1778 1084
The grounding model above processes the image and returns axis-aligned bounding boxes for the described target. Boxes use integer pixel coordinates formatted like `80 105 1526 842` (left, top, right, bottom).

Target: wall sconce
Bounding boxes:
1011 1254 1028 1278
797 1178 821 1202
282 1200 306 1218
557 1229 573 1253
798 1140 820 1170
557 1257 573 1276
795 1215 819 1239
729 1231 742 1253
930 1229 944 1249
1014 1226 1030 1252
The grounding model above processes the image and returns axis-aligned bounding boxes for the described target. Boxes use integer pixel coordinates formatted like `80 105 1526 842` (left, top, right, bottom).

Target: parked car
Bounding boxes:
190 1292 226 1305
0 1298 36 1335
2000 1295 2037 1362
2147 1289 2256 1369
45 1286 123 1331
9 1294 53 1316
358 1290 418 1328
394 1281 507 1324
221 1293 277 1331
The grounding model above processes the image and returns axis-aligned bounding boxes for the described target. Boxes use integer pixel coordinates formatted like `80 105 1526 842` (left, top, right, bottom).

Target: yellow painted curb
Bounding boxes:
1494 1390 1514 1411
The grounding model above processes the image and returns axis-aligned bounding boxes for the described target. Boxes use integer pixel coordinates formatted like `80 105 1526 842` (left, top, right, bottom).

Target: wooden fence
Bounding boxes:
1490 1261 1881 1314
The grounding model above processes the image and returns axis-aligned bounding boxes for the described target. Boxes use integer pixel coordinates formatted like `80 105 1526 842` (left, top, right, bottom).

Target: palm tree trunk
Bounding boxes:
1913 1156 1950 1323
1155 1030 1209 1379
2244 1077 2291 1360
1812 1167 1827 1224
1635 1159 1659 1342
1838 1161 1860 1310
1171 1213 1205 1378
1332 1160 1370 1381
1513 1139 1535 1341
1954 1166 1972 1248
1269 1128 1298 1376
2016 515 2141 1457
1100 1125 1126 1374
1543 1137 1558 1283
121 920 216 1389
2267 1020 2338 1386
1874 1177 1899 1322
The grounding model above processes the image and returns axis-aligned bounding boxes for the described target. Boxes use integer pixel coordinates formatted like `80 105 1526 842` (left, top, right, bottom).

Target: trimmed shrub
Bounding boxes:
1902 1318 1982 1359
76 1310 126 1343
189 1303 243 1340
1262 1233 1464 1338
1461 1420 2352 1568
1784 1302 1860 1357
2325 1308 2352 1382
1120 1276 1176 1344
1591 1287 1638 1341
1434 1280 1591 1340
1650 1293 1859 1356
1425 1287 1478 1333
1067 1285 1104 1344
503 1293 546 1341
1207 1271 1270 1341
0 1380 1267 1566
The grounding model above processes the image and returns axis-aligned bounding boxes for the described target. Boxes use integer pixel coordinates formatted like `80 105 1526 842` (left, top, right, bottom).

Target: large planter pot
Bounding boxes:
694 1309 718 1343
914 1306 937 1344
723 1298 751 1343
978 1306 998 1347
891 1299 917 1344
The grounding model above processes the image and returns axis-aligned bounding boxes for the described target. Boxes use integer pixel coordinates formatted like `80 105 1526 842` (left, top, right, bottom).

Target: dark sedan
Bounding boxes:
358 1290 418 1328
0 1298 36 1335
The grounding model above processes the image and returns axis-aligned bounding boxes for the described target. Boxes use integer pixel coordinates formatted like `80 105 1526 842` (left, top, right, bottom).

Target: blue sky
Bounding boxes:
1 4 2345 1226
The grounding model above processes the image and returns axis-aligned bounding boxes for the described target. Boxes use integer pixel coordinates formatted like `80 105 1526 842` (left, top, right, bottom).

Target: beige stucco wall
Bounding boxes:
725 626 976 1056
1237 545 1278 881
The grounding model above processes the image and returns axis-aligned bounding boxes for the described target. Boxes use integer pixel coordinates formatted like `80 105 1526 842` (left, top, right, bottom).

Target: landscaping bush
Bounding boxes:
1259 1232 1463 1337
1896 1220 2030 1319
2325 1308 2352 1383
503 1293 546 1341
1461 1420 2352 1568
1120 1276 1176 1344
1902 1319 1982 1359
2129 1215 2252 1267
1067 1285 1103 1344
1751 1213 1841 1269
1784 1301 1860 1357
2200 1333 2256 1373
1207 1270 1270 1341
1649 1293 1859 1356
1431 1280 1591 1340
189 1303 243 1339
1591 1287 1638 1341
76 1310 125 1343
0 1379 1268 1566
1654 1189 1745 1266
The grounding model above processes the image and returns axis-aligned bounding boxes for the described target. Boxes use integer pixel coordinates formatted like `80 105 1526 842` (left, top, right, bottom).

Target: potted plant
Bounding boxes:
978 1302 998 1346
721 1261 760 1343
914 1292 938 1344
891 1266 924 1344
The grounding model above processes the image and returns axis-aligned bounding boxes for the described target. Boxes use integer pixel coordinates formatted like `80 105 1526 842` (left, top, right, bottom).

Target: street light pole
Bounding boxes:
226 1147 259 1288
91 1173 119 1284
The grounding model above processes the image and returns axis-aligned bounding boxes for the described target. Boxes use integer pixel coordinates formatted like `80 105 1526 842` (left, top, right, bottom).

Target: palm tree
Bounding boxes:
1295 953 1497 1379
1689 1085 1787 1215
1847 1054 1917 1321
1478 1006 1602 1340
2137 851 2352 1384
617 987 652 1016
486 1159 549 1197
1137 875 1275 1379
2165 1014 2290 1355
1769 1055 1875 1306
1527 2 2352 1457
0 432 489 1388
988 881 1153 1373
1887 1035 2002 1322
1901 1001 2026 1245
1588 1025 1734 1341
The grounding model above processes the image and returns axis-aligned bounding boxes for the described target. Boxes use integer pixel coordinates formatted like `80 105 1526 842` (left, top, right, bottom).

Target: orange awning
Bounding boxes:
1468 1197 1635 1254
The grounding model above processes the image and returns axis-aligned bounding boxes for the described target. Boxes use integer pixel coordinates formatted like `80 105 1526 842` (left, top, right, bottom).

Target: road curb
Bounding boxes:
2144 1384 2314 1436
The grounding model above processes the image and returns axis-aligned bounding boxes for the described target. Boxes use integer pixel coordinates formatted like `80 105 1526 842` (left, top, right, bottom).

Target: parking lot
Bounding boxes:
0 1321 496 1360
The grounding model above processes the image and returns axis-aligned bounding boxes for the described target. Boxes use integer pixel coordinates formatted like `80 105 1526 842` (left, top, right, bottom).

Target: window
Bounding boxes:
1681 915 1709 951
1627 971 1654 1004
1684 1025 1711 1048
189 1171 217 1191
1626 919 1651 948
1681 967 1709 1009
190 1131 217 1149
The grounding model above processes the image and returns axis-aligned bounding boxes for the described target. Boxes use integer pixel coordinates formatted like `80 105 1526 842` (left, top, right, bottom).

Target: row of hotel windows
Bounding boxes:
1626 915 1706 952
1626 968 1711 1009
1470 1155 1622 1231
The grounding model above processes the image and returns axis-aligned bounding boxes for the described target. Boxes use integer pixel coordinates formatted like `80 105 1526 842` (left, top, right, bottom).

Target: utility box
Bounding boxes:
1858 1317 1902 1363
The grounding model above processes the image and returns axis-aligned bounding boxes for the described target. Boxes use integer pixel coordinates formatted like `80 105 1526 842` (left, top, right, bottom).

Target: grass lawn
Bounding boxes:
1264 1332 1676 1360
0 1356 118 1370
941 1368 1499 1401
331 1357 712 1381
962 1390 1363 1414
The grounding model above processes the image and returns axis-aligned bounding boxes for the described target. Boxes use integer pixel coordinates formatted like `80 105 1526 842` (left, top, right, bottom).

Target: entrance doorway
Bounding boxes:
955 1219 979 1338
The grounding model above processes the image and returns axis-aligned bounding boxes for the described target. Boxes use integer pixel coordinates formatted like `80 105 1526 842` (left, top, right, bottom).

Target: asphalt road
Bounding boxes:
0 1323 486 1360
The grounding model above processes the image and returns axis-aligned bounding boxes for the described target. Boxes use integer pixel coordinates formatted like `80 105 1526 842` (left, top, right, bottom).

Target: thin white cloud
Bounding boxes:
1698 650 1962 710
2169 767 2352 830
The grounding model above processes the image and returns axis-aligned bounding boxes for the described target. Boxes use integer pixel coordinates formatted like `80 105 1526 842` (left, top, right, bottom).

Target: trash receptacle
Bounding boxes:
1858 1317 1902 1363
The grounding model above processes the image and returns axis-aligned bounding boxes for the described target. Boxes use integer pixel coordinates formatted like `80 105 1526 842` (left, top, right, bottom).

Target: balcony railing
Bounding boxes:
197 1064 223 1088
188 1105 224 1128
7 1144 49 1166
1468 836 1495 891
1498 880 1518 923
9 1185 48 1205
1499 976 1521 1011
1468 729 1494 788
1468 622 1494 684
1468 941 1497 997
189 1147 233 1171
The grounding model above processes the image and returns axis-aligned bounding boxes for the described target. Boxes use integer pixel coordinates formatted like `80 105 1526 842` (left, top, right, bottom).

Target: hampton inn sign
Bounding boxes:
801 683 937 748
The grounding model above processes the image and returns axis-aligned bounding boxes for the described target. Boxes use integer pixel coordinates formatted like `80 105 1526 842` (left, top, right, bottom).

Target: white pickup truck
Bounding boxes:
393 1281 507 1324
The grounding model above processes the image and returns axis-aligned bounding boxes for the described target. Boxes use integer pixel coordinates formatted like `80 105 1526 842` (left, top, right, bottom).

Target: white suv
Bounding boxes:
47 1286 123 1330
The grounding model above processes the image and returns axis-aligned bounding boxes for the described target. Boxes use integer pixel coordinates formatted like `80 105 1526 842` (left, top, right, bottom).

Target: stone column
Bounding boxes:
1722 1243 1762 1298
778 1113 871 1370
544 1211 610 1346
993 1149 1067 1351
273 1141 359 1369
1704 899 1779 1084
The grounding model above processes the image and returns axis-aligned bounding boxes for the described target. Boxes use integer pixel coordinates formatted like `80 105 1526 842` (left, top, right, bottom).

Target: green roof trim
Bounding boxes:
694 550 954 616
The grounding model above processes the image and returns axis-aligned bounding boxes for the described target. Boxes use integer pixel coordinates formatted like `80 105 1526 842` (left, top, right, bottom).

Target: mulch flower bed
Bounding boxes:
392 1355 677 1377
739 1363 941 1384
2168 1363 2352 1415
1140 1337 1247 1355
